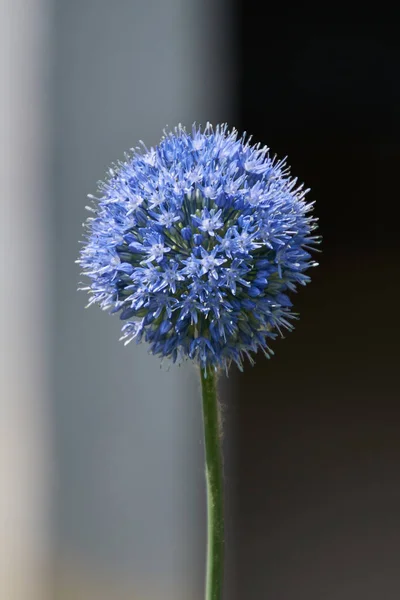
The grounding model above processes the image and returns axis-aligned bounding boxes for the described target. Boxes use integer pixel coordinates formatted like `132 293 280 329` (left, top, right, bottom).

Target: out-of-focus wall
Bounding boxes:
51 1 235 599
0 1 52 599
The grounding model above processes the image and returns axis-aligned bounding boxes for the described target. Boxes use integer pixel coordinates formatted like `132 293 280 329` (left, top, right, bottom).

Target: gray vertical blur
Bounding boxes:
52 1 234 599
0 1 52 599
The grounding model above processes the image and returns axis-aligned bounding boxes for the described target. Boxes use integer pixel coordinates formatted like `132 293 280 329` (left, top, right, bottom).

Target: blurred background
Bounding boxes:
2 1 400 598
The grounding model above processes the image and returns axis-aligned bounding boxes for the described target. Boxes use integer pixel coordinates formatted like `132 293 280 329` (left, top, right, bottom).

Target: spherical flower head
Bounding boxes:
78 123 319 372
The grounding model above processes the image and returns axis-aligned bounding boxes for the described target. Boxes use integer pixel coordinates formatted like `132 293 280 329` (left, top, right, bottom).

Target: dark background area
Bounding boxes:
234 12 400 599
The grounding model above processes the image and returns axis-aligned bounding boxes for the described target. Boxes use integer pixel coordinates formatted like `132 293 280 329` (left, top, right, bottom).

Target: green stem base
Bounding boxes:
200 366 224 600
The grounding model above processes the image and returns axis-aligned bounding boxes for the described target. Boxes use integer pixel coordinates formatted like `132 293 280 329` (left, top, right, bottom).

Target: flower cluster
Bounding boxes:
78 124 319 371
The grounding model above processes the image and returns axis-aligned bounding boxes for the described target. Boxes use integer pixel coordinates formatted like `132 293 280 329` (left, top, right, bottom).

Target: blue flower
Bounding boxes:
78 123 319 372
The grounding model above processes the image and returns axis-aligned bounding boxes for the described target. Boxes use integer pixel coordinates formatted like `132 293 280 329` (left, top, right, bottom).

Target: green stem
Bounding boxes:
200 366 224 600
